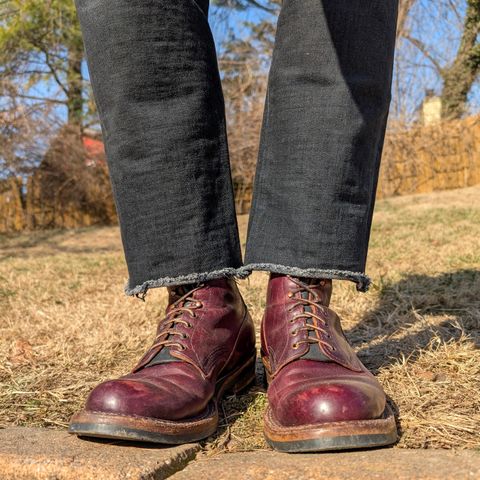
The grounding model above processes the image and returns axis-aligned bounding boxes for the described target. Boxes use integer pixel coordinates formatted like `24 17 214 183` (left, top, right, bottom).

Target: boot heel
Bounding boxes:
230 354 257 394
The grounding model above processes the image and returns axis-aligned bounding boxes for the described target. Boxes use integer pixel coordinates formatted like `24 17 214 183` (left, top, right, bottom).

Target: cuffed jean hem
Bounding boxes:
125 267 251 298
238 263 371 292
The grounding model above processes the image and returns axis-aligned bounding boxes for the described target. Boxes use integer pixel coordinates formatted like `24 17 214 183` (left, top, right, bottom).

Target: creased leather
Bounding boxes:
262 274 386 426
83 279 256 421
262 274 362 377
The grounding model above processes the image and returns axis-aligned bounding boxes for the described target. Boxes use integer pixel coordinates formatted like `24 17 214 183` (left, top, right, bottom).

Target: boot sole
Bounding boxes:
264 404 397 453
68 352 257 444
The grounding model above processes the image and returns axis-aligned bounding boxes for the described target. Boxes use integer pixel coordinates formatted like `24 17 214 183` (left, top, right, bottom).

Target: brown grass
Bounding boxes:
1 187 479 452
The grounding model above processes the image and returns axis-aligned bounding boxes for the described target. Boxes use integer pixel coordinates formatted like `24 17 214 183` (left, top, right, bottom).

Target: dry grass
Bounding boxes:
1 187 479 453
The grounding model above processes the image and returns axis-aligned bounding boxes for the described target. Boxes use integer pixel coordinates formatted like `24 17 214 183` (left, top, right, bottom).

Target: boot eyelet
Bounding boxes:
187 322 193 328
292 343 299 349
195 301 202 308
291 330 298 336
182 333 188 339
287 292 293 298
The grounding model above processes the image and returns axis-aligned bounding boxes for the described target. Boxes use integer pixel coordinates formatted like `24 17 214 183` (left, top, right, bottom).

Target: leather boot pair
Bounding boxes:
69 275 396 451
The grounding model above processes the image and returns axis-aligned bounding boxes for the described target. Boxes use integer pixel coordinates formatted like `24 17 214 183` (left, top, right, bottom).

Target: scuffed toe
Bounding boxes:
273 378 386 426
84 363 212 420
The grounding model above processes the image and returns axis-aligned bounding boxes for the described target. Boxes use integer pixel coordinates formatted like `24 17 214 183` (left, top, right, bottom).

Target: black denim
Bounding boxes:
75 0 398 296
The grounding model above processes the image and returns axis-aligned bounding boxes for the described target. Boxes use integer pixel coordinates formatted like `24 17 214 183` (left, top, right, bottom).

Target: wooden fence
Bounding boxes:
0 171 116 233
233 115 480 211
1 116 480 232
376 116 480 198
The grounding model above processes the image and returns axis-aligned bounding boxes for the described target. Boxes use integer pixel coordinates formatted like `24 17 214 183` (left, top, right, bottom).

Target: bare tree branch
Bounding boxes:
404 33 444 74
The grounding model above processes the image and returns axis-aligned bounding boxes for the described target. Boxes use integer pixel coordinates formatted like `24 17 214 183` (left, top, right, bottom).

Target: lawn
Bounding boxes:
1 186 479 452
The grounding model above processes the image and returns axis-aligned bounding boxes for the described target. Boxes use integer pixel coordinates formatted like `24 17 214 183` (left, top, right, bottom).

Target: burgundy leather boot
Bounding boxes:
69 278 256 444
262 274 397 452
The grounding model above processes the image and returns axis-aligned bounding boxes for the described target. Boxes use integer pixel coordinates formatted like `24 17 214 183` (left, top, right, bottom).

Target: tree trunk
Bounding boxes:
441 64 477 119
440 0 480 119
66 44 84 130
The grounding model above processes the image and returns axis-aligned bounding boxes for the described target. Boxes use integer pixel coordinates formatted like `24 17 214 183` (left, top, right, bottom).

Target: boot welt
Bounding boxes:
68 353 257 444
264 404 397 453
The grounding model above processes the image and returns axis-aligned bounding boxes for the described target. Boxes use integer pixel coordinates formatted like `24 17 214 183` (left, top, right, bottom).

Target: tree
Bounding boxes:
219 18 275 206
0 1 114 231
440 0 480 118
0 0 88 129
397 0 418 39
401 0 480 119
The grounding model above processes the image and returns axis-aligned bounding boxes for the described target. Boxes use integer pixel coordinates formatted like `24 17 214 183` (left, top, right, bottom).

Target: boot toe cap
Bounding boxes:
273 380 385 427
85 379 162 417
84 375 208 420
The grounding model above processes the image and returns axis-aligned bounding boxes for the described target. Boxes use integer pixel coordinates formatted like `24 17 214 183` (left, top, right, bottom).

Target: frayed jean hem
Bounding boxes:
238 263 371 292
125 267 251 298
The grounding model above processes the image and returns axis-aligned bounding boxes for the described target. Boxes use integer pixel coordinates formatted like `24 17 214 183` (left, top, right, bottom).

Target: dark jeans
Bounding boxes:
75 0 398 296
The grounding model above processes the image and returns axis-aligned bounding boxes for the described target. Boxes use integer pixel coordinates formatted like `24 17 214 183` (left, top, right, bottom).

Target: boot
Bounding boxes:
261 274 396 452
69 278 256 444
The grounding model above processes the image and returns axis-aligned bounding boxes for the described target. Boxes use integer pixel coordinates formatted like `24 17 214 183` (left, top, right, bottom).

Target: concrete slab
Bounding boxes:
171 449 480 480
0 427 199 480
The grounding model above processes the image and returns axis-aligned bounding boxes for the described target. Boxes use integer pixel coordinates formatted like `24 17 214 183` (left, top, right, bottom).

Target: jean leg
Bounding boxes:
243 0 399 291
75 0 244 296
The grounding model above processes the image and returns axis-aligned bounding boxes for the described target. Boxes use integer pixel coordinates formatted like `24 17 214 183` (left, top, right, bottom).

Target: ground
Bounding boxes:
0 186 479 454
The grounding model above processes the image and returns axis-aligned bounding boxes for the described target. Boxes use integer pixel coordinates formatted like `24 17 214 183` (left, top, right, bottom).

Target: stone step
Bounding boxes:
0 427 199 480
170 449 480 480
1 427 479 480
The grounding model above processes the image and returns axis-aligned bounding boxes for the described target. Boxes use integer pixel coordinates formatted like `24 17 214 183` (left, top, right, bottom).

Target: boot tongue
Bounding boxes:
144 283 199 369
168 283 202 308
169 283 197 300
297 285 333 363
145 346 179 367
297 277 330 303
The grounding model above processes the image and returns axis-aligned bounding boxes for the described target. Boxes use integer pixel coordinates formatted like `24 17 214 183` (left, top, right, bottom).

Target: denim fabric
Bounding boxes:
242 0 398 290
75 0 244 295
75 0 398 296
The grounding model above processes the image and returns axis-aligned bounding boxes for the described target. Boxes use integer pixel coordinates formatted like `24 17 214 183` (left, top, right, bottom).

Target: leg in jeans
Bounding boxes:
70 0 256 444
249 0 400 452
75 0 244 297
243 0 398 292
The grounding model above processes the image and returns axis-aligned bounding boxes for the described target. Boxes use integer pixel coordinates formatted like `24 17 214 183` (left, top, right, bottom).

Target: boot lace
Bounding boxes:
149 284 204 352
286 277 335 352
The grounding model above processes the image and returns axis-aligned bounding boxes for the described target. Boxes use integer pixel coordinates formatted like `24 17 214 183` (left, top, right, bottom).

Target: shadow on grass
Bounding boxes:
0 229 66 249
346 268 480 373
0 226 120 261
202 270 480 451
